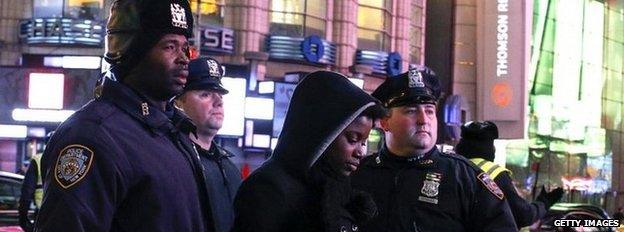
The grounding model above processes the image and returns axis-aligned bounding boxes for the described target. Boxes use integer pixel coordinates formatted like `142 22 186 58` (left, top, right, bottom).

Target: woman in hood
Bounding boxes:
232 71 384 232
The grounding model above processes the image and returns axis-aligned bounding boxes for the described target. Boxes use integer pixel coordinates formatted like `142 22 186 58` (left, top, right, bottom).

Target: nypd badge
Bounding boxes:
419 172 442 204
478 173 505 200
170 3 188 29
54 145 94 189
207 59 221 77
408 65 425 88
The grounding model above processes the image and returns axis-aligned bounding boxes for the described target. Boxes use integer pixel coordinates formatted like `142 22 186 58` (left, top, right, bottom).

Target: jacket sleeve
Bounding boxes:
19 161 37 215
231 176 289 232
468 172 518 232
496 172 547 228
35 125 127 232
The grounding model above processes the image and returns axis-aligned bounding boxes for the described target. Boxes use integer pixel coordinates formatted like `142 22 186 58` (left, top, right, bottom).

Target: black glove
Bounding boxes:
536 186 564 209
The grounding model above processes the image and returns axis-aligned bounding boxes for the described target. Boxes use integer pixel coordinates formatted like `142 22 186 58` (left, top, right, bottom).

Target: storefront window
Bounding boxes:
190 0 224 25
270 0 327 37
357 0 390 51
33 0 103 20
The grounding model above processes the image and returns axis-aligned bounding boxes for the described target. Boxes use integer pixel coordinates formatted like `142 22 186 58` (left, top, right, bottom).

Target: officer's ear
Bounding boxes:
174 94 187 111
379 113 391 132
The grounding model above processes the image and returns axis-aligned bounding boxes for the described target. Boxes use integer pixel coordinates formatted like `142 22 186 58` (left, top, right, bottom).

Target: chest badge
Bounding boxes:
419 172 442 204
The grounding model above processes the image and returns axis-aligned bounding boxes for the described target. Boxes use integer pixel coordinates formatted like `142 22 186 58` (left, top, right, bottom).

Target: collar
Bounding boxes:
195 141 233 159
100 79 196 136
370 145 438 168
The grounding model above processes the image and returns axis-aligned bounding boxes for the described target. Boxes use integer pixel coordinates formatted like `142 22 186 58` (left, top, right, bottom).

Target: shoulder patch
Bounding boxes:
54 144 94 189
477 173 504 200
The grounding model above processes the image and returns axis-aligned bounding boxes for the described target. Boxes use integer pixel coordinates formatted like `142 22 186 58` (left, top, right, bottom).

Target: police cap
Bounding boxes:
184 57 229 94
372 65 441 108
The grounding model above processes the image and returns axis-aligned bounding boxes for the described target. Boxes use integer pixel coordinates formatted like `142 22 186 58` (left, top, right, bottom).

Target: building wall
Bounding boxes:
450 0 624 212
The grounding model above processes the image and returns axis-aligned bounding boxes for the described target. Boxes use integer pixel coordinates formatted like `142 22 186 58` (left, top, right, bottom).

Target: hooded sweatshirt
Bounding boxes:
232 71 381 232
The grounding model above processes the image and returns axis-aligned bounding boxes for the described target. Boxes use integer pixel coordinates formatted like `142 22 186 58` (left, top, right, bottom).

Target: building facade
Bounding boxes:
0 0 428 175
449 0 624 213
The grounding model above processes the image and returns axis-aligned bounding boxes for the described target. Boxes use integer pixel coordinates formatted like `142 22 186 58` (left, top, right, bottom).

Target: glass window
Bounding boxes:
270 0 327 37
190 0 224 25
357 0 390 51
33 0 103 20
410 2 425 63
65 0 103 20
34 0 63 18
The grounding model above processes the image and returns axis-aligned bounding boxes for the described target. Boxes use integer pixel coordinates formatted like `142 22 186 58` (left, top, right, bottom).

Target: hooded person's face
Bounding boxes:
322 116 373 176
133 34 190 100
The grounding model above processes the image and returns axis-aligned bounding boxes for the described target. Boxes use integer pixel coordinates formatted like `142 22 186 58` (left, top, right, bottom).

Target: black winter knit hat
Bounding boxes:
455 121 498 161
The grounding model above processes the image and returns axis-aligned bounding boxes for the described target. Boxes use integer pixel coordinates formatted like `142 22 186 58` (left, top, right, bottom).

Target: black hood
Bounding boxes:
270 71 382 177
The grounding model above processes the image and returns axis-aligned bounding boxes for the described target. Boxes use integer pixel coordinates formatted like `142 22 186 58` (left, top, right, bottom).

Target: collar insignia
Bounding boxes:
141 102 149 116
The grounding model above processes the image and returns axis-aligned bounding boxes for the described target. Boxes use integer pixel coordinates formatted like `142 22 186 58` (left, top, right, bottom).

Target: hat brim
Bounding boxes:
387 95 437 108
184 82 229 94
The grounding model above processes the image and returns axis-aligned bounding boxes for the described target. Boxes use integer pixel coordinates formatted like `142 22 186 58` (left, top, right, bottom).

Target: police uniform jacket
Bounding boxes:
35 79 214 232
351 146 518 232
196 142 242 232
232 71 381 232
470 158 547 228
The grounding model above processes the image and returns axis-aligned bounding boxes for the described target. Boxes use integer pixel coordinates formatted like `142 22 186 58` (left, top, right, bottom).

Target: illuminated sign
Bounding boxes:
267 36 336 64
28 73 65 109
200 26 234 53
475 0 529 138
19 18 103 46
355 50 403 76
301 35 324 62
218 77 246 136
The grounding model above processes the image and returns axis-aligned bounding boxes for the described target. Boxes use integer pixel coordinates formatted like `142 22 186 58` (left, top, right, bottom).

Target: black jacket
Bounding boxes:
494 169 547 228
232 71 380 232
196 142 242 232
351 146 518 232
35 79 214 232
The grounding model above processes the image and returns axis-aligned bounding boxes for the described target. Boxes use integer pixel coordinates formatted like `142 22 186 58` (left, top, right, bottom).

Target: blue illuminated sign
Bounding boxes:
19 18 103 46
267 36 336 64
355 50 403 76
301 35 325 63
386 52 402 76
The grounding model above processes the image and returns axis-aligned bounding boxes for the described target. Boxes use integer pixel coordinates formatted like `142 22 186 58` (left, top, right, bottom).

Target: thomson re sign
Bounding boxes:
475 0 531 139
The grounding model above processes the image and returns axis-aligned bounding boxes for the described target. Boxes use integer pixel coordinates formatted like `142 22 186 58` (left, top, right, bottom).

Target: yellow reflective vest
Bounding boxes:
469 158 511 179
32 153 43 208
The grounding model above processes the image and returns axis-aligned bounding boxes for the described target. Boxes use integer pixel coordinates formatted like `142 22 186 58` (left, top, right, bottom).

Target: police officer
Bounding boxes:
18 132 52 232
455 121 564 228
35 0 214 231
175 57 242 232
351 65 518 231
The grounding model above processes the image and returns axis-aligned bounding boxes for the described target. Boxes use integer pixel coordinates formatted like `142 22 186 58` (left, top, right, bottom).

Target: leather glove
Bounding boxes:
536 186 564 209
